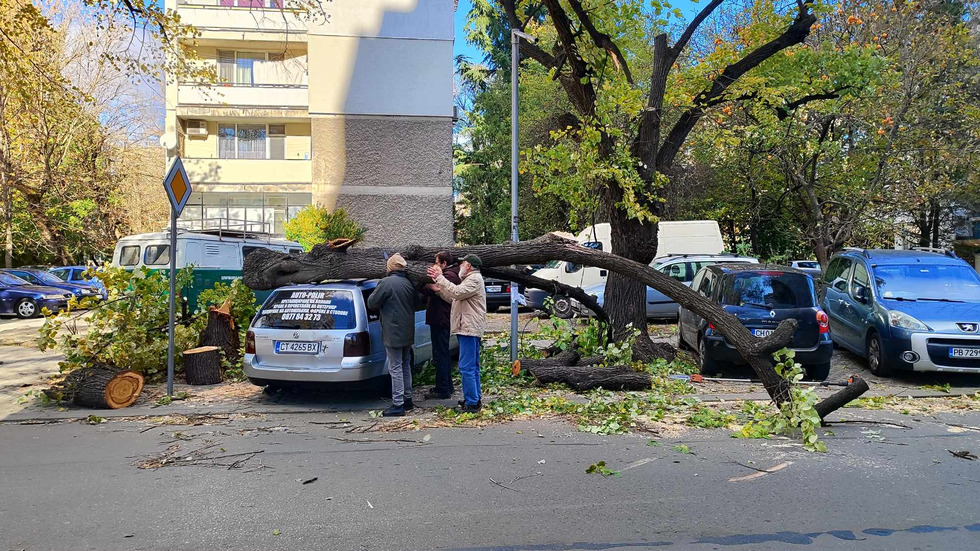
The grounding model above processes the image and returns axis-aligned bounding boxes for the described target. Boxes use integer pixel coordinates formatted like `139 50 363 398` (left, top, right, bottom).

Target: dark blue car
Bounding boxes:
0 272 72 318
678 265 834 380
4 268 103 300
820 249 980 376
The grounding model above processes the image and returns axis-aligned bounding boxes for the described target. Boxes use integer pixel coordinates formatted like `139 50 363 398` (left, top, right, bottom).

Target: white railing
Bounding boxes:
178 84 308 108
176 0 308 34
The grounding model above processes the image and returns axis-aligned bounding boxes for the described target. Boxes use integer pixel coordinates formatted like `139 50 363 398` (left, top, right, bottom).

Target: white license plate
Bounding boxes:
486 285 502 293
275 341 320 355
752 329 775 338
949 347 980 358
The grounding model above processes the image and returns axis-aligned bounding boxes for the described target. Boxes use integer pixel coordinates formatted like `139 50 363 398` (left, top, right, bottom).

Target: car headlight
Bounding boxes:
888 310 928 331
44 294 65 300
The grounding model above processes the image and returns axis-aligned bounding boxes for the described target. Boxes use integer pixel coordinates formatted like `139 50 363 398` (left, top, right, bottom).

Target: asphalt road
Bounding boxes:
2 410 979 551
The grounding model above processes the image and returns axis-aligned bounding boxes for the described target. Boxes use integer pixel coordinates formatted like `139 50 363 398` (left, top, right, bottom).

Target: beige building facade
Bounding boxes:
164 0 455 246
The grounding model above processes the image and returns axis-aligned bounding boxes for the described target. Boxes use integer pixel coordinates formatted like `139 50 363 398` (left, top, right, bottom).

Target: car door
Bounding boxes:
839 261 874 352
680 269 713 345
822 258 855 346
412 293 432 366
647 261 689 318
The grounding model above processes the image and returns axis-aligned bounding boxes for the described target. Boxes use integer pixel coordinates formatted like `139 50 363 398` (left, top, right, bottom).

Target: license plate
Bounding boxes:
949 347 980 358
752 329 775 338
274 341 320 355
486 285 502 293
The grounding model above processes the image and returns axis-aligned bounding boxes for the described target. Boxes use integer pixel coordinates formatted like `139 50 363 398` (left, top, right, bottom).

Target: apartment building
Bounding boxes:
164 0 455 246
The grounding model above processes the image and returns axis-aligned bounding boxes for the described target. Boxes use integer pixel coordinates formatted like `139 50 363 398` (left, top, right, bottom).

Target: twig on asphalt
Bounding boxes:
941 422 980 433
489 477 522 493
139 425 160 433
330 436 423 444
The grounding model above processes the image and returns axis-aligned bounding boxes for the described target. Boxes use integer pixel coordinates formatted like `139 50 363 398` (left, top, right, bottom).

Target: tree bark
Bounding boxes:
183 346 223 385
243 234 794 403
67 368 144 409
199 300 240 366
815 376 870 421
482 266 609 323
522 362 652 391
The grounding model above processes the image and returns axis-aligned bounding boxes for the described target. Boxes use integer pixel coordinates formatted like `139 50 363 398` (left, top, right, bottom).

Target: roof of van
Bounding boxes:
116 230 300 247
839 248 966 266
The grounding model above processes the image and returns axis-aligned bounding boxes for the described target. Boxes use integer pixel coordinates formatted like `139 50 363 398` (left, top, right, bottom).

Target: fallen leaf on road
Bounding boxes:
537 459 546 464
422 434 432 442
366 500 374 509
948 450 978 461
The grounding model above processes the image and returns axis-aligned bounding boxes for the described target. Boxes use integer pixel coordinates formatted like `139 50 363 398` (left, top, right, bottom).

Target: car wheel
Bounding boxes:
865 332 892 377
488 305 500 313
550 295 572 319
15 299 38 319
805 362 831 381
697 336 725 376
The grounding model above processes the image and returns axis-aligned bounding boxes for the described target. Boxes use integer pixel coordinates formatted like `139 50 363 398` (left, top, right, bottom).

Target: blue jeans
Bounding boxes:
457 335 482 406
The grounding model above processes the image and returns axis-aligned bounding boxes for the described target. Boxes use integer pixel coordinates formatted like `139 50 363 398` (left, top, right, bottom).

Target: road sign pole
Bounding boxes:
161 155 190 398
167 207 176 397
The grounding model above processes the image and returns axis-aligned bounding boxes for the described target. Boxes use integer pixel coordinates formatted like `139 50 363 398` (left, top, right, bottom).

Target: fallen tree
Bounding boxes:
243 233 866 416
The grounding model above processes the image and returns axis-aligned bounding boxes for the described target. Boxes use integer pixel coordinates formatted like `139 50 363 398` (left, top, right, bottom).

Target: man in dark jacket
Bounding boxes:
420 251 461 400
366 253 417 417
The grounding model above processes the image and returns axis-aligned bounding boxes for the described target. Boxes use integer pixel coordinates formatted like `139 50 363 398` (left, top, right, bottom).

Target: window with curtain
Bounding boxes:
235 52 265 85
237 125 266 159
269 124 285 160
218 124 236 159
217 50 235 84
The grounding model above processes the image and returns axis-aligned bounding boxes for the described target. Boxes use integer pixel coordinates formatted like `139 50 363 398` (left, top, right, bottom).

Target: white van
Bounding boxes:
530 221 724 286
111 228 303 309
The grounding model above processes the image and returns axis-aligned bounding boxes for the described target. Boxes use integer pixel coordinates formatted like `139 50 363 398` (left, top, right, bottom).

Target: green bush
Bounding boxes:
283 204 366 252
38 267 257 382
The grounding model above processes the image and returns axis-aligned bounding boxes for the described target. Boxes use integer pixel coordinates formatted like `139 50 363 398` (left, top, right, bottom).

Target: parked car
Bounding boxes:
484 278 525 313
49 266 105 294
0 272 73 318
244 280 456 388
569 254 759 319
678 265 834 380
820 248 980 376
789 260 822 277
4 268 103 300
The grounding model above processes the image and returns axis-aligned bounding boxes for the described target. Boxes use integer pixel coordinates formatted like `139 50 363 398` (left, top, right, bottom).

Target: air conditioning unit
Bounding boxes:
186 120 208 137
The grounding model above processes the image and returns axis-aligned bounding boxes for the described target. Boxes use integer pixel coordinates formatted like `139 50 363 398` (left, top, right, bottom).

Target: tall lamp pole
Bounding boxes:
510 29 537 362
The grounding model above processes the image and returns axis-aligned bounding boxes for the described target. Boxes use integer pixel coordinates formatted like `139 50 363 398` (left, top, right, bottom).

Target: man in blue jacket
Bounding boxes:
366 253 418 417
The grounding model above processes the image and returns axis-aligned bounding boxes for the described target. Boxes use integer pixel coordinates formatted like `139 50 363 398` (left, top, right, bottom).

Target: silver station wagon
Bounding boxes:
244 280 451 388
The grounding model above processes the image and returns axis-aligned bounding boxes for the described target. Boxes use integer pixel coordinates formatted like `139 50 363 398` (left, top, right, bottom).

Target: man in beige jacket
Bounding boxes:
427 254 486 412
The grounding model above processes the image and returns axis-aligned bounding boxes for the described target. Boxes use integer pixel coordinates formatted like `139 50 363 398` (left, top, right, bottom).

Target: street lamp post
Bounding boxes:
510 29 537 363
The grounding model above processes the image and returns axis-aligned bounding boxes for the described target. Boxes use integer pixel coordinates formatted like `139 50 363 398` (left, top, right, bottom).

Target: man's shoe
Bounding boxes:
403 399 415 411
382 405 406 417
455 402 482 413
425 389 452 400
457 399 481 408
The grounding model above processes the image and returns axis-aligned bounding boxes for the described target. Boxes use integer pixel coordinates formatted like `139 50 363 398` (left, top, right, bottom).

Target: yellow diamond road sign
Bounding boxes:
163 156 192 216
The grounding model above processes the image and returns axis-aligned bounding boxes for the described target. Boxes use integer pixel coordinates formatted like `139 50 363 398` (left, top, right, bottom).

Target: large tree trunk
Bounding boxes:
243 234 795 403
67 368 144 409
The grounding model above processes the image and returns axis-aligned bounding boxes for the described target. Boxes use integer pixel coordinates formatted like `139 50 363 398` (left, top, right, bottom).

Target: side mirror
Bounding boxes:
854 285 869 304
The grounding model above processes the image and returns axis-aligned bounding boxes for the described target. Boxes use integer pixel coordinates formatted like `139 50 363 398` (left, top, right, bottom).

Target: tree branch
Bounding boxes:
776 87 852 120
656 2 817 170
567 0 633 84
668 0 726 67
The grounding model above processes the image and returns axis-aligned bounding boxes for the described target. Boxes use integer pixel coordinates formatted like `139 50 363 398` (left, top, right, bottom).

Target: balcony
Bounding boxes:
178 84 308 109
183 158 312 186
176 0 308 39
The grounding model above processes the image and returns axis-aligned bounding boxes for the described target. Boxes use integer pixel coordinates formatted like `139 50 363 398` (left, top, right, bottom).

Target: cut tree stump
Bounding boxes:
69 368 144 409
199 299 240 366
521 361 652 391
184 346 223 385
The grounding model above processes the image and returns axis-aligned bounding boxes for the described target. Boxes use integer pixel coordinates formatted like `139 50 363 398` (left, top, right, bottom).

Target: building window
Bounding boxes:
216 50 266 86
217 124 288 160
269 124 286 160
237 125 267 159
179 192 312 236
218 124 236 159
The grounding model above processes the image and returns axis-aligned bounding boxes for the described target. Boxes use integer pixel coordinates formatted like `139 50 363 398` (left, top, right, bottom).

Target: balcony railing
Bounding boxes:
178 83 308 109
182 158 312 185
176 0 308 35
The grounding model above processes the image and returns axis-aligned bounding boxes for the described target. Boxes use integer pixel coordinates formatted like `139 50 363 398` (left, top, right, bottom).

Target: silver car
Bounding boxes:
244 280 450 386
572 254 759 319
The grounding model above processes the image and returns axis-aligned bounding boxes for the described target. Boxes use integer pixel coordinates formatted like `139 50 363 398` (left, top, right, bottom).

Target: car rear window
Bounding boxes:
254 289 356 330
722 272 815 309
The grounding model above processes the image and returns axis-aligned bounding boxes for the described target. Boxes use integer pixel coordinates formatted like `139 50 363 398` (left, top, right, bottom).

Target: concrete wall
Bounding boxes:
311 115 452 247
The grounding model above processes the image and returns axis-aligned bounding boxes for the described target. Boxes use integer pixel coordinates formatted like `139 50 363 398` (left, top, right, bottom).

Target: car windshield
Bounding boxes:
254 289 356 330
722 271 815 308
543 260 561 269
0 273 29 286
50 269 69 281
25 271 63 285
874 264 980 302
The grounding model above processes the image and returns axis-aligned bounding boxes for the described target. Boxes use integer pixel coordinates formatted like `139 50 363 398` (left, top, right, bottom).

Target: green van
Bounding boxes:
111 229 302 310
